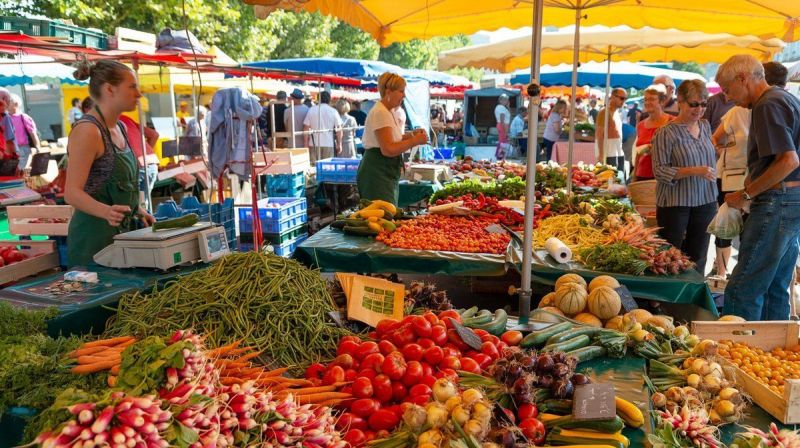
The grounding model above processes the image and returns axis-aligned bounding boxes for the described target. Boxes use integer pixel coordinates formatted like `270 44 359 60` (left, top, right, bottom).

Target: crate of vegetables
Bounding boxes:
0 240 59 284
692 320 800 424
7 205 73 236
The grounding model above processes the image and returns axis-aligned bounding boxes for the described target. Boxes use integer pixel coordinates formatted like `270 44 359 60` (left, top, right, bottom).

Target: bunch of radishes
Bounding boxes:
34 393 172 448
265 395 346 448
655 405 723 448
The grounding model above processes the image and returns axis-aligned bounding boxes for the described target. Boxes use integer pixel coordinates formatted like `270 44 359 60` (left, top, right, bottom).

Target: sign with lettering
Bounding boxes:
614 285 638 312
572 383 616 421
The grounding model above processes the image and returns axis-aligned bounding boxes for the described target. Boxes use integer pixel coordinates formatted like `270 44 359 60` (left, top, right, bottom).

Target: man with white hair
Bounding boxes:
0 88 16 161
495 94 511 159
653 74 680 116
717 54 800 321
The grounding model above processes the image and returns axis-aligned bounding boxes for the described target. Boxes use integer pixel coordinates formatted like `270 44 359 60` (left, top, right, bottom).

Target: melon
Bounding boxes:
718 315 746 322
536 307 566 323
587 286 622 320
589 275 620 292
626 309 653 325
555 283 588 316
648 315 675 332
539 292 556 308
555 273 587 290
574 312 603 327
605 315 623 331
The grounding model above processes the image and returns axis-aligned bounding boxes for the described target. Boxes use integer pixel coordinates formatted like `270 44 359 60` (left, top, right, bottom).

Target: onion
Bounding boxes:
687 373 701 389
651 392 667 408
552 363 570 379
402 404 426 431
666 386 684 404
551 379 574 398
714 399 736 418
703 374 721 394
538 374 554 388
691 358 711 376
417 429 444 446
425 402 449 429
451 405 470 426
718 387 741 403
571 373 590 386
461 389 484 408
536 354 554 372
472 402 492 425
464 418 485 438
673 325 690 338
444 396 462 412
432 378 457 403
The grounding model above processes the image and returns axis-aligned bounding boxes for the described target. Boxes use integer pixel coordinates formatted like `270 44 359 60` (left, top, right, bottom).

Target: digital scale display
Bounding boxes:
199 228 230 262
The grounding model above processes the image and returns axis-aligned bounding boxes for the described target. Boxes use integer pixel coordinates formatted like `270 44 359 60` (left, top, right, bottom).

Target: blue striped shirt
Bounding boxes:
651 120 718 207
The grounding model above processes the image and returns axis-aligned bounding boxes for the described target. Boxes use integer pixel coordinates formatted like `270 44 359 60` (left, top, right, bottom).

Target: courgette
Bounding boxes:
470 309 508 336
540 399 573 414
542 334 591 353
545 433 625 448
544 415 626 434
152 213 199 232
460 306 479 319
547 326 603 345
330 219 347 230
463 309 493 326
553 428 629 448
521 322 574 348
344 218 369 227
343 225 379 236
567 345 607 363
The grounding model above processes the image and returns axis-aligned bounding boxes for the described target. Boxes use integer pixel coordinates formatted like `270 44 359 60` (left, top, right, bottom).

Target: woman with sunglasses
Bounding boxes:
651 79 718 274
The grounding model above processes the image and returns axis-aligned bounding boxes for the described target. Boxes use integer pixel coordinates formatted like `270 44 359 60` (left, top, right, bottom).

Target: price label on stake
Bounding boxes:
449 318 483 350
572 383 616 421
614 285 638 312
484 224 506 234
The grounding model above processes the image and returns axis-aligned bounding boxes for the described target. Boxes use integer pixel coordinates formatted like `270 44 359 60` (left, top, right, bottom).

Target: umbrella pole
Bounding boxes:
566 2 583 195
516 0 544 329
603 48 611 174
133 58 152 213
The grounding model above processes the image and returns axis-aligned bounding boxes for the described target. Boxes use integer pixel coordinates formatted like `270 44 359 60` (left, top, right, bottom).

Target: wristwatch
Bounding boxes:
742 190 752 201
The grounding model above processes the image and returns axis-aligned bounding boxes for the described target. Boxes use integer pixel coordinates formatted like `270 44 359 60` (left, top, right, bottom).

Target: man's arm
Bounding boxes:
595 111 606 161
727 151 799 209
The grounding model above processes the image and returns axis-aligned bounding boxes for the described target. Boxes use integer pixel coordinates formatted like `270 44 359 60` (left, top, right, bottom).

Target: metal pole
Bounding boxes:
603 48 612 172
167 67 179 143
565 2 583 195
133 59 152 213
517 0 544 329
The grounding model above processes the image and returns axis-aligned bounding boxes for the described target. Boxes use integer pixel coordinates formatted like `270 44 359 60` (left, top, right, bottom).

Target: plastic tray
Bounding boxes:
240 224 308 245
316 158 360 184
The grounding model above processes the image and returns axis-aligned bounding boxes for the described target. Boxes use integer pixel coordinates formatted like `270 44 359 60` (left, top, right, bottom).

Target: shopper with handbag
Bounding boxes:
8 94 40 171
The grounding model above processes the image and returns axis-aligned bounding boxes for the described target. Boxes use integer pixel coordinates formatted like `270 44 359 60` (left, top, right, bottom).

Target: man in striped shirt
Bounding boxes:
718 56 800 321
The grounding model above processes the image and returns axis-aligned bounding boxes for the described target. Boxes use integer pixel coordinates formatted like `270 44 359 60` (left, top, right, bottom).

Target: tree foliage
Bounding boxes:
671 61 706 77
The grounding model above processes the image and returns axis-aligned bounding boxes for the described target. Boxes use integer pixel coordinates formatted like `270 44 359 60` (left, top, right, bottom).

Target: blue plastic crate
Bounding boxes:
267 184 305 199
316 158 360 184
239 234 308 257
266 172 305 191
239 213 307 234
433 148 454 160
238 198 308 234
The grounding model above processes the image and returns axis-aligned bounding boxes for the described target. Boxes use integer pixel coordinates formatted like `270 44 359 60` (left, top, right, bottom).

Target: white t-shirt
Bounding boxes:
363 102 402 149
303 103 342 148
715 106 750 176
494 104 511 125
595 110 624 158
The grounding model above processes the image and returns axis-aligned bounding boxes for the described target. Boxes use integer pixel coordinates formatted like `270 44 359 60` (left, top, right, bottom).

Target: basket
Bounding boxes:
627 180 657 206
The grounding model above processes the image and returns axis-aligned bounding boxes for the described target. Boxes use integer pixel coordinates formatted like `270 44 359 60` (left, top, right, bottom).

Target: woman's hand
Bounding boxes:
693 166 716 181
138 210 157 227
106 204 131 227
411 128 428 145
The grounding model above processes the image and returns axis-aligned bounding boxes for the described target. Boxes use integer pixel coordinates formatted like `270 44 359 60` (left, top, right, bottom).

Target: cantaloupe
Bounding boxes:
587 286 621 320
718 315 746 322
648 315 675 332
626 309 653 325
605 315 623 331
555 283 588 316
539 292 556 308
574 312 602 327
537 307 566 323
589 275 620 292
555 273 587 290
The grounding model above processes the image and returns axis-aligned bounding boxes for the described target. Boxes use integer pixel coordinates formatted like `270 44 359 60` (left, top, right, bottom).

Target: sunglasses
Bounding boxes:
614 95 627 100
686 101 708 108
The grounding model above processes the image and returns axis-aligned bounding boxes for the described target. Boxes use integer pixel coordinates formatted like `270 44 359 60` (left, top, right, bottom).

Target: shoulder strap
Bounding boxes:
74 115 113 153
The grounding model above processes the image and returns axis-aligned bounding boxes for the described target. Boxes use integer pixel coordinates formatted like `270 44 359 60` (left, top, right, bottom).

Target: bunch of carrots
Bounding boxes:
68 336 135 386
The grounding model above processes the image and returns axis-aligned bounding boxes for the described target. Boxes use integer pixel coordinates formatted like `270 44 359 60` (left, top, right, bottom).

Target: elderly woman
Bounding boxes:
651 79 718 274
633 85 672 180
336 99 357 158
357 72 428 205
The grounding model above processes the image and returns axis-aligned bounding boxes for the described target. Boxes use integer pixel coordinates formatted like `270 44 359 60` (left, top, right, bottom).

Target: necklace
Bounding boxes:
93 105 125 152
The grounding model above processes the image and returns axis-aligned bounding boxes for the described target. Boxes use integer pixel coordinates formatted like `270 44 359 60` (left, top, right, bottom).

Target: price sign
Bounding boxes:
572 383 616 421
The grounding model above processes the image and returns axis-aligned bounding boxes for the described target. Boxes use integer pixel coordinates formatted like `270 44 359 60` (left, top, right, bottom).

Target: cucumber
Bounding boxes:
330 220 347 230
152 213 199 231
545 433 625 448
463 309 493 326
547 326 603 345
471 309 508 336
567 345 608 363
540 399 573 414
343 225 378 236
521 322 574 348
542 334 591 353
544 415 626 434
460 306 479 319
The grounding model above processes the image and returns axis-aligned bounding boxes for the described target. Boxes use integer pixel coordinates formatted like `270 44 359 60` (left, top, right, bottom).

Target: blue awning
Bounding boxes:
510 61 705 89
0 57 85 86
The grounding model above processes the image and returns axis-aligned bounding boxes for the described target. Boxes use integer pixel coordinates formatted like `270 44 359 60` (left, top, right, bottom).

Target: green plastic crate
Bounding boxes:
240 224 308 245
0 17 107 49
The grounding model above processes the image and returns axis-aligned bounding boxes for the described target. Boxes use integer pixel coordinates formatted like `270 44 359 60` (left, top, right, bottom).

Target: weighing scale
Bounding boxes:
93 223 230 270
0 179 41 207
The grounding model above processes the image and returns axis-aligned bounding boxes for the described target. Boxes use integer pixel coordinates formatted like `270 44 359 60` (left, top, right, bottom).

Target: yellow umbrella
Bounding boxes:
438 25 786 72
247 0 800 45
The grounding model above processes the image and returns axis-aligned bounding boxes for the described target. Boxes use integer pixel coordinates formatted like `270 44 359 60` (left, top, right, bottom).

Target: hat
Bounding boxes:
290 88 304 99
276 90 288 100
179 101 188 106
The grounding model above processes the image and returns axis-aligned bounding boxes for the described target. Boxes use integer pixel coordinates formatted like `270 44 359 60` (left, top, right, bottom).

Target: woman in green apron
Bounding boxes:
357 73 428 205
65 60 155 266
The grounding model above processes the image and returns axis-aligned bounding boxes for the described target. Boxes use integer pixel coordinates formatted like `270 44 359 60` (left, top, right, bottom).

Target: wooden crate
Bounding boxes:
692 320 800 424
254 149 310 175
0 240 60 284
7 205 73 236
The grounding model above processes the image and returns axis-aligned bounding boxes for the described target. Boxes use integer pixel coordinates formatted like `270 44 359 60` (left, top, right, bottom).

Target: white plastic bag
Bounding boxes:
707 203 743 239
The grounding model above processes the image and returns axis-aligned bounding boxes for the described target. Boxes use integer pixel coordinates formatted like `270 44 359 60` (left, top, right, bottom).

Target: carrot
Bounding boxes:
224 346 258 357
107 375 117 387
69 345 109 358
294 392 352 404
290 385 338 395
232 351 262 364
220 377 245 386
110 365 120 375
205 339 243 357
77 354 121 365
316 398 348 407
261 367 289 377
71 360 118 374
80 336 134 349
213 360 248 368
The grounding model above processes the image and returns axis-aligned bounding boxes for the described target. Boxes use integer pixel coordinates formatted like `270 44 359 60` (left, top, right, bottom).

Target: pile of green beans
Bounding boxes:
105 252 349 369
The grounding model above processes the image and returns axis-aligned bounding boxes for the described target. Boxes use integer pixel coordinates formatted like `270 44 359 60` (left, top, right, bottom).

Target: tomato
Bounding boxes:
353 377 374 398
332 354 355 369
422 346 444 366
502 407 516 424
459 357 481 374
323 365 345 385
401 343 424 362
376 319 400 337
430 325 448 345
381 352 407 381
367 331 378 340
384 404 403 420
372 374 394 403
420 362 433 378
410 316 432 338
447 329 469 351
517 403 539 421
345 369 358 382
436 368 458 382
481 341 500 360
361 353 385 372
495 341 509 354
391 382 407 401
471 353 493 369
378 340 397 356
422 311 440 326
336 412 367 431
340 335 362 345
439 356 461 371
405 394 430 406
472 328 489 338
420 374 437 388
391 324 417 347
501 330 523 346
350 398 380 418
356 341 380 360
442 345 462 359
401 361 424 386
358 368 377 381
368 409 400 431
438 310 461 323
409 383 432 397
304 362 326 380
363 430 376 442
519 418 546 444
343 429 366 446
417 338 435 349
337 340 361 357
479 334 493 343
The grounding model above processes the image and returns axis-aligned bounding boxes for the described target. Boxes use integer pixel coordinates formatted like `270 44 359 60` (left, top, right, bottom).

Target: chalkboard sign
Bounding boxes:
572 383 616 421
614 285 638 312
449 318 483 350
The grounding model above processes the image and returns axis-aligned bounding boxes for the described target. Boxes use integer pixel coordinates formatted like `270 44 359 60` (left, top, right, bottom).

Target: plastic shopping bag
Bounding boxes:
707 203 743 239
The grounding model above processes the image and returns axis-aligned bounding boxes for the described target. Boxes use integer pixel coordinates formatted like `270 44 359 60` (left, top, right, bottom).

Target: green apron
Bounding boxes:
67 135 139 267
357 147 403 205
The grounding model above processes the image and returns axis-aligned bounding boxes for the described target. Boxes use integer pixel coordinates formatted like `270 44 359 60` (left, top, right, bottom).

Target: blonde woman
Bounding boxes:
335 99 357 158
356 72 428 205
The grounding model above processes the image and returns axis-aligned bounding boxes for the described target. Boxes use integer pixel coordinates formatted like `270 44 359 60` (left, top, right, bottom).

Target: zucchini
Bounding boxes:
547 326 603 345
553 428 629 448
540 399 573 414
567 345 607 363
546 433 624 448
344 218 369 227
542 334 591 353
463 309 493 326
460 306 479 319
470 309 508 336
544 415 626 434
343 225 379 236
152 213 199 231
521 322 574 348
330 219 347 230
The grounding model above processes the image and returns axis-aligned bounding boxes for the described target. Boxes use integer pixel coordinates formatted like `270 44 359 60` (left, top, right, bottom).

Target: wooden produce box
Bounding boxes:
254 148 310 175
692 320 800 424
0 240 60 284
7 205 73 236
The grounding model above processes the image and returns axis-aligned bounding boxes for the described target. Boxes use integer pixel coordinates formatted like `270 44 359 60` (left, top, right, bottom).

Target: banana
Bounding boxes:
615 397 644 428
367 222 383 232
368 199 397 216
353 209 385 219
377 218 396 232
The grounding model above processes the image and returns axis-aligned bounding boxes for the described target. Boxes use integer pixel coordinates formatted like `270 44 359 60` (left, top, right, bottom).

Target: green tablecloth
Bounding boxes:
294 227 519 276
524 249 718 315
397 182 439 207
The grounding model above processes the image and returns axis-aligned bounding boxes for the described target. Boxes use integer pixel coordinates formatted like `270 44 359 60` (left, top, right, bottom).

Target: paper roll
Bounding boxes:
544 237 572 264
